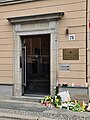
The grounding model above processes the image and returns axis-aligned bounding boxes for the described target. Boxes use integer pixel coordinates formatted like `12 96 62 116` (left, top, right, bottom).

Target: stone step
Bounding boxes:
0 95 44 103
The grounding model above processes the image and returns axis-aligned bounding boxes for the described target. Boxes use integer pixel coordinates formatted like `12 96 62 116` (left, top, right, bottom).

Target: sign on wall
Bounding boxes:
63 48 79 60
59 64 70 70
69 34 75 40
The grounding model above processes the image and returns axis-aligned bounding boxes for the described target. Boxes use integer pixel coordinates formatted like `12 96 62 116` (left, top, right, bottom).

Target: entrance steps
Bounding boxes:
0 95 90 120
0 95 44 103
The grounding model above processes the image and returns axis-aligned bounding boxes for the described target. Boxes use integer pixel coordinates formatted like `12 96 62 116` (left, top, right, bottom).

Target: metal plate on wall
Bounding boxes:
59 64 70 70
63 48 79 60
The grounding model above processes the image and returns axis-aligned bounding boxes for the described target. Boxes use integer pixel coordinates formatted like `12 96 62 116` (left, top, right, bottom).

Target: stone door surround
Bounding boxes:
7 12 64 96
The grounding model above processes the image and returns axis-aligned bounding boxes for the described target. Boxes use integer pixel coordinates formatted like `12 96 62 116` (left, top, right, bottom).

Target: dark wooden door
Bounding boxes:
21 34 50 95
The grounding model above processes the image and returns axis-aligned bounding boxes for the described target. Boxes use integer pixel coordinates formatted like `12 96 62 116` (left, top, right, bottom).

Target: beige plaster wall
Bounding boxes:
0 0 86 86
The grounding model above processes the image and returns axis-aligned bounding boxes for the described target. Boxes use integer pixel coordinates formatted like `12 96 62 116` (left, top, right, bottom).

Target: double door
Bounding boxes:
21 34 50 95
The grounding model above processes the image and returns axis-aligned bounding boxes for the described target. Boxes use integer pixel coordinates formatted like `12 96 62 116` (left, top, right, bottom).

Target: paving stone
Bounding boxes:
39 117 57 120
43 110 58 114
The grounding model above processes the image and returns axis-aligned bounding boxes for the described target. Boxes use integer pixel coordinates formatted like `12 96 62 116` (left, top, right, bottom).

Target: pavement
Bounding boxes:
0 96 90 120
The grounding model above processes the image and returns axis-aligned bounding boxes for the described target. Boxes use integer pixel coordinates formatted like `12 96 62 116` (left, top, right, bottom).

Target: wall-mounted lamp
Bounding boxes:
66 28 69 35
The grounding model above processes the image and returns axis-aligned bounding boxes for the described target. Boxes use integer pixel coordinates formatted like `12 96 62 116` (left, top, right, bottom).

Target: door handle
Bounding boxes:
24 45 26 87
22 45 26 86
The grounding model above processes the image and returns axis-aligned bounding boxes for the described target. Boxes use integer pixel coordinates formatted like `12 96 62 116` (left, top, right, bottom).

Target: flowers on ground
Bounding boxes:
41 95 90 112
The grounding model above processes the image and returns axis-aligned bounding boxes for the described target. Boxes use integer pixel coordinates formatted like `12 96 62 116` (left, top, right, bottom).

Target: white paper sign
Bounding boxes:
57 91 71 102
69 34 75 40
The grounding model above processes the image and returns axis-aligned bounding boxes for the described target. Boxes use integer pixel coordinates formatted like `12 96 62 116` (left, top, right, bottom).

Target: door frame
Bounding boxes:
13 21 58 96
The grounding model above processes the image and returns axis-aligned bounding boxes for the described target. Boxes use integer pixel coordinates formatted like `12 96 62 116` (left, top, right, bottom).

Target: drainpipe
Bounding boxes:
86 0 88 84
86 0 90 100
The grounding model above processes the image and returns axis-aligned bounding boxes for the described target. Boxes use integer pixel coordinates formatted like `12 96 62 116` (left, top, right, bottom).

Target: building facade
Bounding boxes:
0 0 90 99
